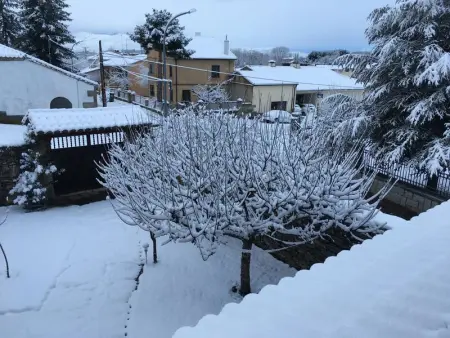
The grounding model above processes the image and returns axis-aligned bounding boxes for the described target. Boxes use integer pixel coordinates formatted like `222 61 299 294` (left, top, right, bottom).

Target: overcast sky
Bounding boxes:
67 0 394 52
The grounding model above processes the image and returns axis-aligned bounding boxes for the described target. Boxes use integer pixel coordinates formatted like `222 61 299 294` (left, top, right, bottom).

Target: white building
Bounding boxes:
231 64 364 113
0 44 98 119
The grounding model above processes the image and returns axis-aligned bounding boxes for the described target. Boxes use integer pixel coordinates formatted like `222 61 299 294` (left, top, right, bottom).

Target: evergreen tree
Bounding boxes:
19 0 75 69
130 9 193 101
130 9 193 58
336 0 450 175
0 0 20 46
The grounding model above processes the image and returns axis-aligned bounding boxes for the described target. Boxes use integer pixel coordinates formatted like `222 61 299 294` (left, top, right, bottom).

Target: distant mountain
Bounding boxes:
73 32 142 52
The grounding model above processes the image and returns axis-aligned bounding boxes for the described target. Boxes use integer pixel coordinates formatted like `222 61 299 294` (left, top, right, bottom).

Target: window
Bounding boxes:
271 101 287 110
211 65 220 78
150 85 155 97
149 63 154 74
169 65 173 77
182 90 191 102
170 89 173 102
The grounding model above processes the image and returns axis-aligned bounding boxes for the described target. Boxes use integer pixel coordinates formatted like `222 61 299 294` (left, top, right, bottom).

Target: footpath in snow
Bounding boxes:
0 201 296 338
0 202 143 338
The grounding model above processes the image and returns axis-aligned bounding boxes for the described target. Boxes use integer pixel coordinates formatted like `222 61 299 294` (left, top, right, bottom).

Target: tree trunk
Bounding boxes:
150 232 158 263
427 174 438 190
157 51 163 102
0 242 10 278
240 238 253 296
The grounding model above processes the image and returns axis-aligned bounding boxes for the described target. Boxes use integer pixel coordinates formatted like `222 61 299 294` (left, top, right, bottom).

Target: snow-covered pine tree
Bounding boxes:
130 9 193 101
0 0 20 47
335 0 450 176
19 0 75 69
130 9 192 58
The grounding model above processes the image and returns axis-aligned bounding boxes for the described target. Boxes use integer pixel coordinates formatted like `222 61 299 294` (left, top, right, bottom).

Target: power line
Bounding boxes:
114 53 362 90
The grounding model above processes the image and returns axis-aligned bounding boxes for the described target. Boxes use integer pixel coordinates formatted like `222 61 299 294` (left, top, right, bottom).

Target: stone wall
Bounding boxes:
370 175 445 217
255 228 373 270
0 146 24 205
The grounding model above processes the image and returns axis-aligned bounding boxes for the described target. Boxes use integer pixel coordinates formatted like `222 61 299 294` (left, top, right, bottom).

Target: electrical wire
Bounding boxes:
112 53 362 89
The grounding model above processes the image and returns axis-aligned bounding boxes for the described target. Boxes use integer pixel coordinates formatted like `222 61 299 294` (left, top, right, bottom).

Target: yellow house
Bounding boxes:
128 34 237 103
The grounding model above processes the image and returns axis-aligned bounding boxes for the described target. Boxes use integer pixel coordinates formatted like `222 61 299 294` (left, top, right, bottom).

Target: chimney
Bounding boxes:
224 35 230 55
195 32 201 37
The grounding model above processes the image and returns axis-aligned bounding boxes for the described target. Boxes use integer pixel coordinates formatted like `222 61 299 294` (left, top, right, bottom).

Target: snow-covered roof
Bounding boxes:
188 36 237 60
237 65 363 91
80 52 147 74
24 106 159 134
0 124 27 147
0 43 97 86
174 201 450 338
0 44 25 59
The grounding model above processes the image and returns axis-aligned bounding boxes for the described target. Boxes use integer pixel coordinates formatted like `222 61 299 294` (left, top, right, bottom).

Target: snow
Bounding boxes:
0 43 97 86
0 124 27 147
73 32 142 52
80 52 147 74
127 237 296 338
0 43 25 59
237 65 363 91
24 106 160 134
173 201 450 338
188 36 237 60
0 200 296 338
0 202 142 338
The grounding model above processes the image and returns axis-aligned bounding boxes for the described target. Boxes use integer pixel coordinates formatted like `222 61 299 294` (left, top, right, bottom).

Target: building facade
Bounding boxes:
128 34 237 104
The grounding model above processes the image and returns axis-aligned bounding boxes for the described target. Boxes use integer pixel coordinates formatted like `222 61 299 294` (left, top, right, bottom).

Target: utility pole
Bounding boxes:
99 40 107 107
48 36 52 64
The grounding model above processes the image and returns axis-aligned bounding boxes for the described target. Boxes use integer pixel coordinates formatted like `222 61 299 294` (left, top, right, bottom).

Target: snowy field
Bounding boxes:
0 201 296 338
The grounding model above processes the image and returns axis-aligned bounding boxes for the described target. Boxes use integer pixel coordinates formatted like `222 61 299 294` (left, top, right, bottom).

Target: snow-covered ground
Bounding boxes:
0 201 296 338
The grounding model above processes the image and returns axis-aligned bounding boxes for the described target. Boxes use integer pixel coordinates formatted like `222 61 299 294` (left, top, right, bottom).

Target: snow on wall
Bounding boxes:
173 201 450 338
0 124 27 147
0 60 95 116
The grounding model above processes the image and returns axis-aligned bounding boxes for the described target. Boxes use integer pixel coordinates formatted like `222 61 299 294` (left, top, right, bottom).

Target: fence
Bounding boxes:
363 150 450 198
114 89 162 112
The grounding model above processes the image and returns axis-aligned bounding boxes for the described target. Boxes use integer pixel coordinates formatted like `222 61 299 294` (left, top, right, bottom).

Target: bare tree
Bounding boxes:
98 109 388 296
108 68 130 90
270 46 290 64
191 82 230 103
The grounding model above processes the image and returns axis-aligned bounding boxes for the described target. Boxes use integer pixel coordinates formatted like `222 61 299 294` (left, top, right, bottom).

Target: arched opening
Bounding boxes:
50 97 72 109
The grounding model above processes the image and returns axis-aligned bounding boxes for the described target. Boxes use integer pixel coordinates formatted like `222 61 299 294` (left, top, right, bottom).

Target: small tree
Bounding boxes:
99 109 388 296
9 149 59 210
108 68 130 90
191 82 230 104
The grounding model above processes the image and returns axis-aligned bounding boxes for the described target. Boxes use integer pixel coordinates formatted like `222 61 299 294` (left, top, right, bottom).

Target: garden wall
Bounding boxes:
370 175 445 219
255 228 366 270
0 146 24 206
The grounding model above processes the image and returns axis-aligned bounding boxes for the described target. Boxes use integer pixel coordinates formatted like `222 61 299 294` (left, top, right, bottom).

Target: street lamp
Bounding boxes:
162 8 196 114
